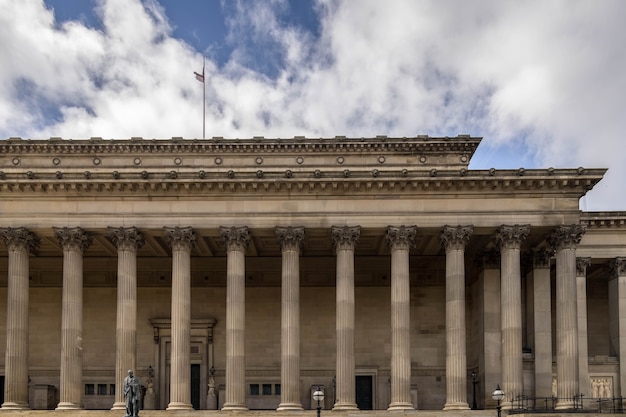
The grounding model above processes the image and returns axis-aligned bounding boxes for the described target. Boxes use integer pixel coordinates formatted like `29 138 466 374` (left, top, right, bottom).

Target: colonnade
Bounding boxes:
0 224 623 410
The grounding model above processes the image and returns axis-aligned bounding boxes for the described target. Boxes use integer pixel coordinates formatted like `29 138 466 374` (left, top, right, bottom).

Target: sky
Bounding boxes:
0 0 624 211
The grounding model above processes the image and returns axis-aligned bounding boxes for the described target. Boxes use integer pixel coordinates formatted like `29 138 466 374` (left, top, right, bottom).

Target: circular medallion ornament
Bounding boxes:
174 157 182 166
93 157 101 166
12 157 20 166
419 156 427 163
134 158 142 165
255 157 263 165
296 157 304 165
53 158 61 166
378 156 386 164
215 157 223 165
337 156 345 164
460 155 468 163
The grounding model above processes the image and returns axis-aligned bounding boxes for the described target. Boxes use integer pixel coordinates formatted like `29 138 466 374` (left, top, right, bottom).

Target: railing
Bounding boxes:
507 395 624 413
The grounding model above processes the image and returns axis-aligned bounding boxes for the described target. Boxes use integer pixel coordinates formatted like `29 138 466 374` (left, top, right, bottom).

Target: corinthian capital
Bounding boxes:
0 227 39 254
53 227 93 253
496 224 530 251
276 226 305 253
609 257 626 278
219 226 250 252
108 226 145 252
576 257 592 276
548 224 586 252
441 225 473 251
163 226 196 252
385 225 417 251
331 225 360 252
532 249 553 269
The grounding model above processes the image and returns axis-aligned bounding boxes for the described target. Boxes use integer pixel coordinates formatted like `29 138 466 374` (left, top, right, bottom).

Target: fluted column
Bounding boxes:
532 250 553 399
276 226 305 411
0 228 38 410
496 224 529 408
331 225 360 411
609 258 626 401
164 226 196 410
220 226 250 411
54 227 93 410
108 227 145 410
576 257 592 402
549 225 585 409
441 225 473 411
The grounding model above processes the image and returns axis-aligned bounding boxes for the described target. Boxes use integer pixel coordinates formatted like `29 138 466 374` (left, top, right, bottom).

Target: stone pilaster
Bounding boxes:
576 257 592 402
609 257 626 400
441 225 473 410
108 227 145 410
0 228 38 410
386 225 417 411
496 224 530 408
54 227 93 410
475 250 501 408
220 226 251 411
549 224 585 409
331 225 360 411
164 226 196 410
531 249 553 399
276 226 305 411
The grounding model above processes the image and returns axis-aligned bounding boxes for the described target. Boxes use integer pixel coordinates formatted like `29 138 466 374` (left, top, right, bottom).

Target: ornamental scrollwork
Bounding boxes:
576 257 592 276
275 226 305 253
0 227 39 254
53 227 93 253
441 225 473 251
496 224 530 250
609 257 626 278
163 226 196 252
107 226 145 252
385 225 417 251
548 224 586 252
219 226 250 252
330 225 360 252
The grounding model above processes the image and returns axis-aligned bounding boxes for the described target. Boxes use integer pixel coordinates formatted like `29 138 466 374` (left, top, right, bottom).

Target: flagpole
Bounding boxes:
202 57 206 139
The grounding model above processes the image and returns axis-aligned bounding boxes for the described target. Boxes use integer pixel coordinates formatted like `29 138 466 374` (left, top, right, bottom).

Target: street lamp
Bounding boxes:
492 385 505 417
471 370 478 410
313 386 325 417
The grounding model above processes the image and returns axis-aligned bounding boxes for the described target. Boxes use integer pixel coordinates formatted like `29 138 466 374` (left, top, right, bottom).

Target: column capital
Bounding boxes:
532 249 553 269
107 226 145 252
474 250 500 270
164 226 196 252
548 224 586 252
385 225 417 251
0 227 39 254
331 225 360 252
220 226 250 252
441 225 473 251
609 257 626 279
53 226 93 253
576 257 592 277
275 226 305 253
496 224 530 250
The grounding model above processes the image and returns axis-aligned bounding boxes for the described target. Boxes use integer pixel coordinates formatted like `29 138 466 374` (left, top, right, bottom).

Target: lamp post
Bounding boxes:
313 386 325 417
471 370 478 410
492 385 505 417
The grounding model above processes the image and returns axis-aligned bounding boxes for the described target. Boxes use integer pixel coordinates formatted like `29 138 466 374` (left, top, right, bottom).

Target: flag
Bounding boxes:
194 69 204 83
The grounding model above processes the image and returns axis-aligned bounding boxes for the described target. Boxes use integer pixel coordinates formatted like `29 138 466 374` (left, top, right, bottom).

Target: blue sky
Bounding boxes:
1 0 625 210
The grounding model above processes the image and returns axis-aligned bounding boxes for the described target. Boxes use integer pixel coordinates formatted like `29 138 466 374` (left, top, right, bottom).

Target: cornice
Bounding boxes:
580 212 626 228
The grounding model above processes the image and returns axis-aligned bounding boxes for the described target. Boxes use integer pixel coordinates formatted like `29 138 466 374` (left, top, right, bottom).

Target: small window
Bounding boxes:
85 384 94 395
110 384 116 395
262 384 272 395
250 384 259 395
275 384 281 395
98 384 107 395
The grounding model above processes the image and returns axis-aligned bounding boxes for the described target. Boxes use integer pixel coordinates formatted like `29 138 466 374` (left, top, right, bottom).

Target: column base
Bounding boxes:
443 401 470 411
166 401 193 410
555 400 576 410
388 401 414 411
222 402 249 411
1 401 30 410
277 402 303 411
333 401 359 411
111 401 126 410
56 402 82 410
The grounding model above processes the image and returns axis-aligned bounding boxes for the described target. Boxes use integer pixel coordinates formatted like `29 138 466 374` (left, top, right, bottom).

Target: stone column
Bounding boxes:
609 258 626 400
531 249 553 400
441 225 473 410
331 225 360 411
108 227 145 410
54 227 93 410
475 250 501 408
276 226 305 411
576 257 592 403
220 226 250 411
0 227 38 410
549 224 585 409
164 226 196 410
496 224 529 408
386 225 417 411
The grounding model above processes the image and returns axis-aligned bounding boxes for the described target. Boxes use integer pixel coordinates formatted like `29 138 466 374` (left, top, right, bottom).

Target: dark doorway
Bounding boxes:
355 375 373 410
191 364 200 409
0 375 4 405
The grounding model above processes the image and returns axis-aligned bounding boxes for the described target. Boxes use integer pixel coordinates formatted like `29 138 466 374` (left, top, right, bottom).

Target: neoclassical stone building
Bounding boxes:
0 136 624 411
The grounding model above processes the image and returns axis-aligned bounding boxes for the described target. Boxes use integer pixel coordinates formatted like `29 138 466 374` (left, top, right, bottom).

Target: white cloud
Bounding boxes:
0 0 624 209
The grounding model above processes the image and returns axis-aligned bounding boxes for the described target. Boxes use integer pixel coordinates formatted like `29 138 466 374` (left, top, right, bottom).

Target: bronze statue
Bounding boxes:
123 369 142 416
